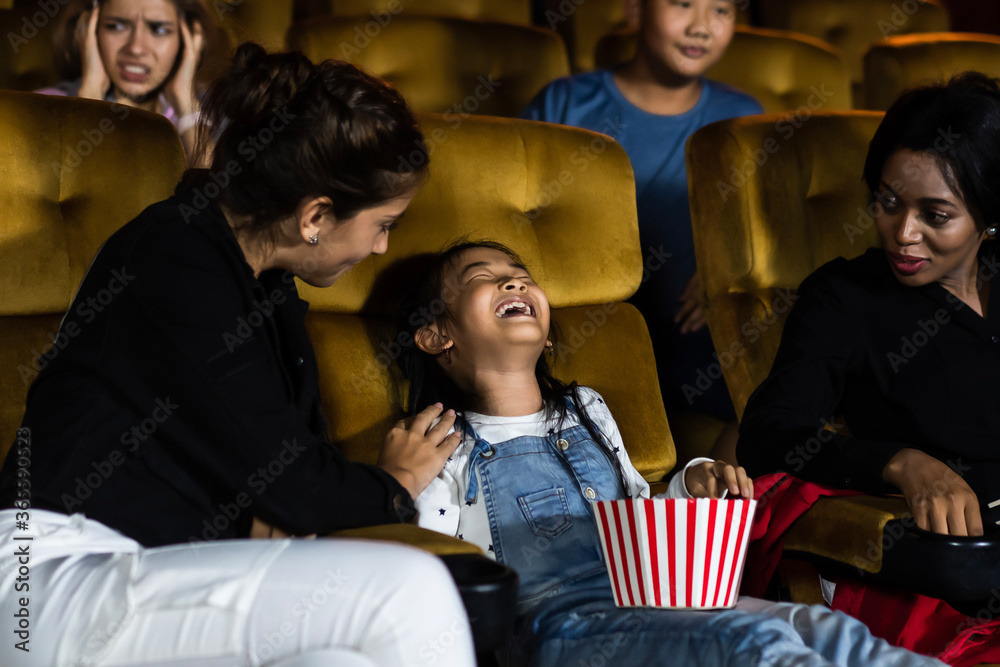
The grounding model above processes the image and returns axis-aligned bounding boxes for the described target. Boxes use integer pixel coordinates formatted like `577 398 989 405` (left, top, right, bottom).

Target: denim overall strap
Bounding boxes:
465 409 627 614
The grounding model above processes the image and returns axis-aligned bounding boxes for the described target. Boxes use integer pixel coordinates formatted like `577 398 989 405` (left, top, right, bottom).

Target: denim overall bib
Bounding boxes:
461 410 630 664
460 405 939 667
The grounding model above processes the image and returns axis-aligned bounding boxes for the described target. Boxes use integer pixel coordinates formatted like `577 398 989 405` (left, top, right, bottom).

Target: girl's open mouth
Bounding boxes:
495 300 535 318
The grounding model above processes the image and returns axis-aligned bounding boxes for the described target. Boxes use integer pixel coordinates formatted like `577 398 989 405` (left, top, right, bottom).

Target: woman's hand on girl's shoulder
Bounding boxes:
378 403 462 500
685 460 753 499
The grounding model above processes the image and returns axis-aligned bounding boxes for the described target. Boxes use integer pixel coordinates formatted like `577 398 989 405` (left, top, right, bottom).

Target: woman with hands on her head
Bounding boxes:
739 72 1000 538
42 0 220 161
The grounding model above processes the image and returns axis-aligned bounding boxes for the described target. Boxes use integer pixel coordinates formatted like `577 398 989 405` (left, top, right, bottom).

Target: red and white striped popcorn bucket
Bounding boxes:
593 498 757 609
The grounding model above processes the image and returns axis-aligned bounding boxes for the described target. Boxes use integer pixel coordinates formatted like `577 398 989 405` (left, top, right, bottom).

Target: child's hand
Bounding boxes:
685 460 753 499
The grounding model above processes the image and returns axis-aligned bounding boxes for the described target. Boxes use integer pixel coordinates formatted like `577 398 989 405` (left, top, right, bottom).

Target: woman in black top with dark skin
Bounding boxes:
738 73 1000 538
0 44 473 667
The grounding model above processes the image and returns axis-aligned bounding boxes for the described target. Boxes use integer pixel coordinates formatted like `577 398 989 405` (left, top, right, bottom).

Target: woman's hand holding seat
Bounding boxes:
883 447 984 537
379 403 463 500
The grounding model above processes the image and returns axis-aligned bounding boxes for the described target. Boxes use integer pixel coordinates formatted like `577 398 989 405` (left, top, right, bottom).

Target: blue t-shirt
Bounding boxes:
520 70 762 326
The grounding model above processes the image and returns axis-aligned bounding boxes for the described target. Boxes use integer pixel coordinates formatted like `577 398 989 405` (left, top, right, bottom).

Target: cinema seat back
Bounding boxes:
296 114 677 483
287 15 569 116
686 111 884 418
0 91 186 459
863 32 1000 110
758 0 950 101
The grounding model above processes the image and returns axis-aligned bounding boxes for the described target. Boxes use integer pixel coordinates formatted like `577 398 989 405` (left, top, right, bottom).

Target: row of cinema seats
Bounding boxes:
7 0 1000 116
4 86 1000 663
0 89 662 660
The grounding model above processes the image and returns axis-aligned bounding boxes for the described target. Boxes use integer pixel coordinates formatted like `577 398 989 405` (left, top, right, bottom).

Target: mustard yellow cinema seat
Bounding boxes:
297 113 677 490
758 0 950 103
0 91 186 461
287 15 569 117
686 111 1000 608
0 5 61 91
595 25 853 113
321 0 532 25
560 0 627 73
862 32 1000 110
213 0 295 52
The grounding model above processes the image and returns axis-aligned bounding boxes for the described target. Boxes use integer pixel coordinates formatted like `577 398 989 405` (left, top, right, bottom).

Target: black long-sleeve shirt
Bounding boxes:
738 246 1000 528
0 178 413 546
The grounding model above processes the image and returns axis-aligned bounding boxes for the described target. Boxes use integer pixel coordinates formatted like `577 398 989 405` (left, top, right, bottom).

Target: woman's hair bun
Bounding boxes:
220 42 315 126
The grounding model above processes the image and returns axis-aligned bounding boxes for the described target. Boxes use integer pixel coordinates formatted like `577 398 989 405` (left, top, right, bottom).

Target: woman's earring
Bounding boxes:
545 340 554 356
309 234 319 245
986 226 997 239
441 341 453 359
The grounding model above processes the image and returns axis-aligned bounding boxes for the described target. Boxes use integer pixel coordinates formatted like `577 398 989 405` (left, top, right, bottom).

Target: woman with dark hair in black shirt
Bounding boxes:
0 44 472 667
739 72 1000 538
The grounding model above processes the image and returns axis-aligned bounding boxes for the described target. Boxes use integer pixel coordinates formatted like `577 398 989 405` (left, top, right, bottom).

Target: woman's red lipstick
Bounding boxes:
887 252 928 276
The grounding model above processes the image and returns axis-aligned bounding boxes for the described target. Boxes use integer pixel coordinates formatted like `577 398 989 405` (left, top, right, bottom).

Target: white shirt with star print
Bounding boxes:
415 387 710 558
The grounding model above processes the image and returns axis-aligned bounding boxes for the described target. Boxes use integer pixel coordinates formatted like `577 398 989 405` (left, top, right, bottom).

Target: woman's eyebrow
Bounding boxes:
916 197 959 209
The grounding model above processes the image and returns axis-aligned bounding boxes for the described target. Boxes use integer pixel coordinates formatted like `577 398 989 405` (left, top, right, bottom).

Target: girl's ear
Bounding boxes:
415 325 449 355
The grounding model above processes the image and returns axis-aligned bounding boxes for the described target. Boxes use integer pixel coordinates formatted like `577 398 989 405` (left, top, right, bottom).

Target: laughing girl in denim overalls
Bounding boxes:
397 241 945 667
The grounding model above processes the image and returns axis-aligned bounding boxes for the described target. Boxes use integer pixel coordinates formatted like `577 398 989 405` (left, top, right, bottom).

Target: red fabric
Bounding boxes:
743 472 859 598
832 579 1000 667
743 473 1000 666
